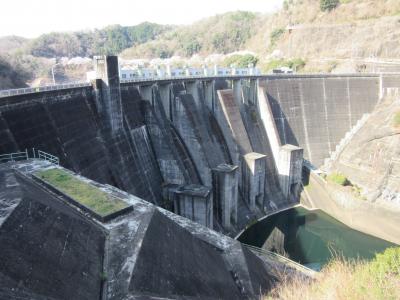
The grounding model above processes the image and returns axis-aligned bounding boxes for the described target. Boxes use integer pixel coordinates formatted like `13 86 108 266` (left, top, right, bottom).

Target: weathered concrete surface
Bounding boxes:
171 92 231 186
0 67 394 236
212 164 238 229
0 164 105 300
0 84 165 205
257 84 303 201
93 55 123 134
216 89 274 214
170 184 213 228
279 145 303 199
0 161 276 299
217 89 252 155
242 153 267 211
259 76 380 166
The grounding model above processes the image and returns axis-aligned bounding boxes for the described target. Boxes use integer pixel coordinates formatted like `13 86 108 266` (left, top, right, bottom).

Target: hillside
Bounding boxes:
0 56 29 89
121 11 261 58
2 0 400 88
120 0 400 72
26 22 172 58
0 36 28 54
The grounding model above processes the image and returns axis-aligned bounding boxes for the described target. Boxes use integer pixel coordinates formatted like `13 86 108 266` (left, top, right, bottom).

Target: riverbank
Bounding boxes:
302 172 400 244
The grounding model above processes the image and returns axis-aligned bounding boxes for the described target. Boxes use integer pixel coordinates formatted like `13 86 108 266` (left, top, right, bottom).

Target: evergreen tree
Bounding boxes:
320 0 339 11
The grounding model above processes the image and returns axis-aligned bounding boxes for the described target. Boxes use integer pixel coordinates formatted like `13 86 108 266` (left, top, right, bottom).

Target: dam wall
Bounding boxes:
0 161 275 299
1 56 396 233
0 82 164 205
259 75 381 166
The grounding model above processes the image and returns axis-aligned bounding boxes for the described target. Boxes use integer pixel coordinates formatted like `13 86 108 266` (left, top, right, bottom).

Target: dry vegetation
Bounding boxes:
266 247 400 300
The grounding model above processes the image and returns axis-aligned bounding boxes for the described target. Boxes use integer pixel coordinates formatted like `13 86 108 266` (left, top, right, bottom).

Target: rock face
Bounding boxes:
328 95 400 206
0 161 275 299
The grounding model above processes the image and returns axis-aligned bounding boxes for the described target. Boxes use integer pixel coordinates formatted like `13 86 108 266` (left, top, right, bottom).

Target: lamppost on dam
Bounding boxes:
51 62 61 84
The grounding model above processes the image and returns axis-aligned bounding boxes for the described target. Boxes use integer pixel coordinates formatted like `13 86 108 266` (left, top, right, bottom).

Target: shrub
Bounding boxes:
223 54 259 68
327 172 350 186
261 58 306 73
287 58 306 71
266 247 400 300
393 111 400 127
270 28 285 47
320 0 340 11
368 247 400 278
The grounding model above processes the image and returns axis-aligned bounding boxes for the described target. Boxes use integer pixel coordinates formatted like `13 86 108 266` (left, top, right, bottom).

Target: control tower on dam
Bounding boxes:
1 55 399 234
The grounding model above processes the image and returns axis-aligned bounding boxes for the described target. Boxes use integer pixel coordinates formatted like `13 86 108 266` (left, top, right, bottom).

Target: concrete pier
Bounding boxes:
139 84 153 104
257 84 304 199
166 184 213 228
279 145 303 198
212 164 238 229
157 83 172 120
242 152 267 211
92 55 123 134
185 80 200 107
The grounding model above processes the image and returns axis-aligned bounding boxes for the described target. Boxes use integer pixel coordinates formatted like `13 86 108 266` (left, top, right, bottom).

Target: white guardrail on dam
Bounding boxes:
0 82 91 98
0 73 386 99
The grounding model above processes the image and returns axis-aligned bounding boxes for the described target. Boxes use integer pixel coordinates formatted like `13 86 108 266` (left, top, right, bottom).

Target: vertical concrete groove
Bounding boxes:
298 81 313 162
276 84 287 144
322 78 332 154
346 77 353 128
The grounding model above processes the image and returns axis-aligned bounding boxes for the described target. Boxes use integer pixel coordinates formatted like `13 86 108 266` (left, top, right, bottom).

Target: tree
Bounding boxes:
223 54 259 68
270 28 285 48
320 0 339 11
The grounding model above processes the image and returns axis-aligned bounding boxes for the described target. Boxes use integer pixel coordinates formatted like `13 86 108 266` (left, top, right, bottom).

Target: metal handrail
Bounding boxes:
0 148 59 165
1 72 388 99
0 82 91 98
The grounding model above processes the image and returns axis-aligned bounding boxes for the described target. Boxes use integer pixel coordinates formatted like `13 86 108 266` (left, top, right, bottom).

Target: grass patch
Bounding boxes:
266 247 400 300
35 168 130 217
327 172 350 186
394 111 400 127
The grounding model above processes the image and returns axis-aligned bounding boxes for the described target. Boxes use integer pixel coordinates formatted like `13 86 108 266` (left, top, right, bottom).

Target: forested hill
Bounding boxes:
0 57 28 89
3 0 400 60
2 0 400 88
25 22 172 58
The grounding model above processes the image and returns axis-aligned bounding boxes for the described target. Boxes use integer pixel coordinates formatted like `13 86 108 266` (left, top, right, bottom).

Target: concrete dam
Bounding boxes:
0 55 399 299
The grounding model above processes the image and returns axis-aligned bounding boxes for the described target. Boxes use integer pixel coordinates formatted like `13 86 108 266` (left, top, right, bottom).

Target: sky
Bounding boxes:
0 0 283 38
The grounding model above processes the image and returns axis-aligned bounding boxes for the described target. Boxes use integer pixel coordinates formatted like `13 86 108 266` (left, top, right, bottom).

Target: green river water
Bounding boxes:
237 207 397 270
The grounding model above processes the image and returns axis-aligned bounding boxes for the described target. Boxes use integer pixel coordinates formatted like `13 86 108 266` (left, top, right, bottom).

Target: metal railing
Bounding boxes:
1 72 389 99
0 82 90 98
242 243 316 276
0 148 59 165
0 150 29 163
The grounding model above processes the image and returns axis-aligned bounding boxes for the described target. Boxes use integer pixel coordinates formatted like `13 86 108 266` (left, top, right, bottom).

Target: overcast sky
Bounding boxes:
0 0 283 38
